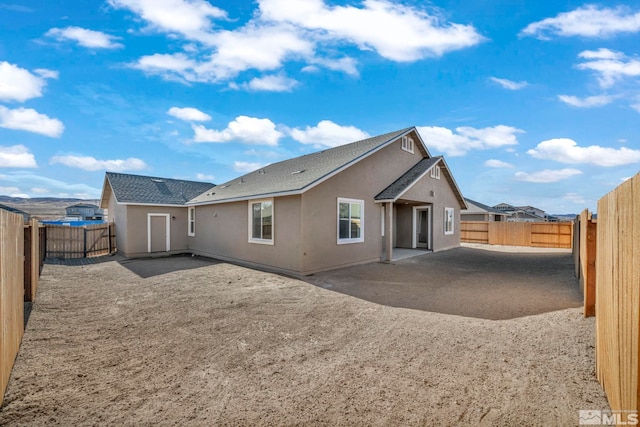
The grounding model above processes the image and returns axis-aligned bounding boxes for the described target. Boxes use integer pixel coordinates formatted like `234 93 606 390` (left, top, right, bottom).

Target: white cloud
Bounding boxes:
563 193 586 204
167 106 211 122
131 53 199 82
576 49 640 88
259 0 484 61
557 94 614 108
579 48 624 60
417 125 523 156
233 161 264 173
289 120 369 148
484 159 514 168
50 155 147 171
45 26 123 49
34 68 59 79
30 187 49 194
527 138 640 167
490 77 528 90
515 168 583 183
0 186 22 195
0 145 37 168
632 102 640 113
242 74 298 92
107 0 227 40
521 5 640 39
119 0 483 87
192 116 283 146
132 25 313 84
195 173 214 181
205 24 313 79
306 57 359 76
0 61 51 102
0 106 64 137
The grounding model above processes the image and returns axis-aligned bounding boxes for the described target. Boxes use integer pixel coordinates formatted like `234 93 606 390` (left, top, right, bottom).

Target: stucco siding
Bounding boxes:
188 196 302 272
121 206 189 257
299 135 425 273
401 170 461 251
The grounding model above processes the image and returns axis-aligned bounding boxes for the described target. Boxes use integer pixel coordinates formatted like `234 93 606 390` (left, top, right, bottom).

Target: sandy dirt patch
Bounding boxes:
1 255 608 426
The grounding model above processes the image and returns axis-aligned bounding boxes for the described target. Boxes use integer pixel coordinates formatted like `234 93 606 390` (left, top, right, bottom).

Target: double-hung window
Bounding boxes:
338 198 364 244
188 207 195 237
444 207 454 235
249 199 273 244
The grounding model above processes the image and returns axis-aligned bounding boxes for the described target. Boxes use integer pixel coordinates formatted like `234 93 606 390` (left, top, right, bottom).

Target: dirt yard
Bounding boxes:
1 251 608 426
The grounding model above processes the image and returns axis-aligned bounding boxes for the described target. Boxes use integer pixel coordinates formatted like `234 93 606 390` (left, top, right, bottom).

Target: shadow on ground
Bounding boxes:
118 254 220 278
46 253 220 279
304 247 582 320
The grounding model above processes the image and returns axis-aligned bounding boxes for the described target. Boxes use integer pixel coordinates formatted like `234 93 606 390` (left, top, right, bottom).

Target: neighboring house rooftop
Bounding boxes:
463 198 506 215
67 203 100 209
0 203 29 220
189 128 421 204
103 172 215 206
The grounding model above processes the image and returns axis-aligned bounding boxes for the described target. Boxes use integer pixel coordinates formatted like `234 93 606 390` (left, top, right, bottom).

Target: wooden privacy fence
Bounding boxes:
45 222 115 258
572 210 597 317
1 210 25 406
460 221 573 248
595 172 639 421
24 219 46 302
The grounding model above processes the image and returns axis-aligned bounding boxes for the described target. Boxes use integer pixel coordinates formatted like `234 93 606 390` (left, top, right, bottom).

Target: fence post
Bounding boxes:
83 227 87 258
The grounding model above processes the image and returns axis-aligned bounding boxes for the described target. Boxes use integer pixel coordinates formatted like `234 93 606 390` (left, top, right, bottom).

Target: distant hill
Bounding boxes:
0 196 101 220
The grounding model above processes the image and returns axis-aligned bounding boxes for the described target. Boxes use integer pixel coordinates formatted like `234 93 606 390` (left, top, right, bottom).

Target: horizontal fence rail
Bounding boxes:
460 221 573 249
45 223 115 259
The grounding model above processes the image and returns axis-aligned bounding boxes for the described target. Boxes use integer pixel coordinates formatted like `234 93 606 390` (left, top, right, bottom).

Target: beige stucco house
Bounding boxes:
100 127 467 275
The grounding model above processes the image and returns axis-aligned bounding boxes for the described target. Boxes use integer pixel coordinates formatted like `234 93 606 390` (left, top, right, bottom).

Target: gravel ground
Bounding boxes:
0 252 608 426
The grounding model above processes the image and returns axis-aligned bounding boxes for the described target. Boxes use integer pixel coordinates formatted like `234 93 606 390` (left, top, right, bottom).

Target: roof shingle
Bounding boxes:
189 128 414 204
106 172 214 205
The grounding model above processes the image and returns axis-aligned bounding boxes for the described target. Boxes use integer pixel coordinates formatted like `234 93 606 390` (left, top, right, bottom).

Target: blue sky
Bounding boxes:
1 1 640 213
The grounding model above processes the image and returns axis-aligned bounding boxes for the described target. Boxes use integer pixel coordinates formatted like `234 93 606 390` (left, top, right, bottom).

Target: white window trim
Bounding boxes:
401 136 414 153
337 197 365 245
188 207 195 237
248 198 274 245
444 207 454 235
430 166 441 179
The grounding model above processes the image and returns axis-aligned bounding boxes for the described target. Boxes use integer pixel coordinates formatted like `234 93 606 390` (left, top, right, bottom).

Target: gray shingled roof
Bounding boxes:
375 157 441 201
463 198 505 214
189 128 415 204
106 172 215 205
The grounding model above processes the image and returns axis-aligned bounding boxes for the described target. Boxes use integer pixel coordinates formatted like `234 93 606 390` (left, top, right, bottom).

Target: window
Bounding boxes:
401 136 414 153
188 207 195 237
444 207 454 235
338 198 364 244
249 199 273 244
430 166 441 179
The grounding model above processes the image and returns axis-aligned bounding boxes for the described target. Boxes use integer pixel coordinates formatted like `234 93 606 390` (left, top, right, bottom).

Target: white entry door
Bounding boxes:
412 206 432 250
148 213 170 253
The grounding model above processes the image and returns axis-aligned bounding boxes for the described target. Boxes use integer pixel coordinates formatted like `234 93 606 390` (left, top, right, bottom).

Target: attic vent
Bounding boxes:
291 169 306 175
151 178 164 183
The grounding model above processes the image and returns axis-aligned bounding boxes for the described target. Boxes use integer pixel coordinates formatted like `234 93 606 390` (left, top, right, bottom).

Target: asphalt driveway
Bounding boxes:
305 246 582 320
